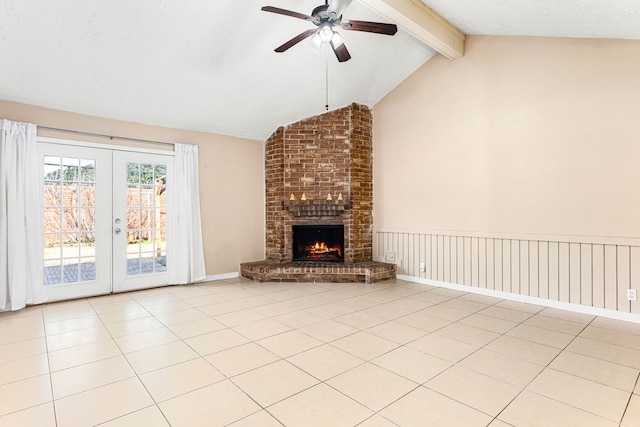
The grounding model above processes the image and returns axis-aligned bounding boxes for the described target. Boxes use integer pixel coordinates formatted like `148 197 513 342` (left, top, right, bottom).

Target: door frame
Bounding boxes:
38 137 175 157
38 137 175 300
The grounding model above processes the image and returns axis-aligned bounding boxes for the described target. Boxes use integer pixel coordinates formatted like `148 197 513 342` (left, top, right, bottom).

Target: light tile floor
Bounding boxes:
0 277 639 426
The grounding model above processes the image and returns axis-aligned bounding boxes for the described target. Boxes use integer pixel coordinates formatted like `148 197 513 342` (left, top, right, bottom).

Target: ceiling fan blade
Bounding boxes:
261 6 313 21
331 41 351 62
274 29 318 52
342 20 398 35
327 0 353 18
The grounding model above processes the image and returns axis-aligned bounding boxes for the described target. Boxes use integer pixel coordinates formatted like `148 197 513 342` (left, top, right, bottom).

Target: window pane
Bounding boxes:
80 159 95 182
80 184 95 207
127 185 140 206
62 241 79 258
140 254 155 274
63 263 79 283
44 244 61 260
62 184 79 207
140 209 155 229
80 258 96 281
127 208 140 232
154 164 166 178
79 240 96 257
79 208 95 229
44 157 62 180
156 251 167 273
127 253 141 276
44 183 61 207
156 209 165 230
44 208 61 233
127 163 139 184
140 164 154 184
44 265 62 285
140 186 154 206
62 208 79 234
62 158 79 182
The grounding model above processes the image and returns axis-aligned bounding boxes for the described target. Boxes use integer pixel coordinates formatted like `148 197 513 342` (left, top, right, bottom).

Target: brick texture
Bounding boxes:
241 260 395 284
264 103 373 263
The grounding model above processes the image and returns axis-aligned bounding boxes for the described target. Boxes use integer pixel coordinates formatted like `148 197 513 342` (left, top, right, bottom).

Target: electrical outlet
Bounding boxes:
627 289 637 302
419 262 426 272
385 252 396 262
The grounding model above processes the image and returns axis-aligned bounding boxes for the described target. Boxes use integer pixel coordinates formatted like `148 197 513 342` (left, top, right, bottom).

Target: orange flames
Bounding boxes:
307 241 342 257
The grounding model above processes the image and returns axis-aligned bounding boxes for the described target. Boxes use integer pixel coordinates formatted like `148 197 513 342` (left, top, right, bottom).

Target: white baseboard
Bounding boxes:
198 272 240 282
397 274 640 324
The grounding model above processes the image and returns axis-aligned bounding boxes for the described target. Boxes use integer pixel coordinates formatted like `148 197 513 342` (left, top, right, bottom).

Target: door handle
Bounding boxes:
114 228 122 234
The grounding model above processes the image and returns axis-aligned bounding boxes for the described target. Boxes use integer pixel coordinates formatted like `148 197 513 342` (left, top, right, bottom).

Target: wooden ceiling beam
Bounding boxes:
358 0 466 59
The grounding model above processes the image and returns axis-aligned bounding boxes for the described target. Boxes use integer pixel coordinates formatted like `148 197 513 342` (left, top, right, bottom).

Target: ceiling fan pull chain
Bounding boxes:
325 52 329 111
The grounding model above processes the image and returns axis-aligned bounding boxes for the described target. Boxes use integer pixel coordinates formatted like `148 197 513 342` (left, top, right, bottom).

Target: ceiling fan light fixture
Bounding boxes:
331 31 344 47
319 24 334 42
310 32 323 50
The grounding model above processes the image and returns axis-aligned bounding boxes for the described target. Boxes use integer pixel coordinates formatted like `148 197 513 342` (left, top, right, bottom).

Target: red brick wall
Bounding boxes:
265 127 285 260
349 103 374 262
265 103 373 263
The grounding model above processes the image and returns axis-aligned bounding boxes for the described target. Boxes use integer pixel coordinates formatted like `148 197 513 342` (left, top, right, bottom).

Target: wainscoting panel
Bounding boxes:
375 229 640 315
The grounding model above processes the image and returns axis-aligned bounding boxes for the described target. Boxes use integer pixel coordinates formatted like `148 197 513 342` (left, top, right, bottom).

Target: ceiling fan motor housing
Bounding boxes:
311 4 342 25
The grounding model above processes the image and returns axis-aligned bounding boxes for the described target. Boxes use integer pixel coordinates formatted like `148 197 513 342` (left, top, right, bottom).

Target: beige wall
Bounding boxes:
0 100 265 275
373 36 640 315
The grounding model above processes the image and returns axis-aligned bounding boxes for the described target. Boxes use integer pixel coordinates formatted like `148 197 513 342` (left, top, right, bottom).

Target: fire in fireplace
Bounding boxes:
292 225 344 262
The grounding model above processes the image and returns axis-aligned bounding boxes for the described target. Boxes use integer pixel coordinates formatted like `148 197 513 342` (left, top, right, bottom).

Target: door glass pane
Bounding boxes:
63 264 79 283
125 162 168 276
44 208 61 232
43 156 97 285
62 158 79 182
140 164 154 185
80 258 97 281
44 156 62 180
127 163 139 184
80 159 95 182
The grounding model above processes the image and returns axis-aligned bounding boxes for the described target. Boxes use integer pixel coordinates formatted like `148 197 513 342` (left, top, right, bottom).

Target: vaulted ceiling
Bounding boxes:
1 0 639 141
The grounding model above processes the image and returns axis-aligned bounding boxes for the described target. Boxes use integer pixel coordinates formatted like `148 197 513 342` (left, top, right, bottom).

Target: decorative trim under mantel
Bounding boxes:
284 200 351 217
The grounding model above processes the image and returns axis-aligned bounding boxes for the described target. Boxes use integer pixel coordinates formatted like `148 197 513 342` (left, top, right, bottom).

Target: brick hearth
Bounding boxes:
241 261 396 284
241 103 395 283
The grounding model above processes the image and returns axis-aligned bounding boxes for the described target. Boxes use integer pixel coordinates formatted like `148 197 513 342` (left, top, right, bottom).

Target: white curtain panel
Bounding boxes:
167 143 207 284
0 119 47 311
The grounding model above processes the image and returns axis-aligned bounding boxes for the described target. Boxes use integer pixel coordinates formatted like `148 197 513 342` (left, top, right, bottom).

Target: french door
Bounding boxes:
39 142 173 301
112 151 171 292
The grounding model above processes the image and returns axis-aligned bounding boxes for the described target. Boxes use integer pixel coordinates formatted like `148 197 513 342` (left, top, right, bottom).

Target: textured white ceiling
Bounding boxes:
1 1 639 141
0 0 434 141
421 0 640 39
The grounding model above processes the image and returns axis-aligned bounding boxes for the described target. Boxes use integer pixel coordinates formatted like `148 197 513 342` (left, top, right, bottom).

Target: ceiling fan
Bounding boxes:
261 0 398 62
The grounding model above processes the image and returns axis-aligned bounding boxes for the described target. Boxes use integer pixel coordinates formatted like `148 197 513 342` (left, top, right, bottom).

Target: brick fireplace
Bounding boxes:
241 103 395 283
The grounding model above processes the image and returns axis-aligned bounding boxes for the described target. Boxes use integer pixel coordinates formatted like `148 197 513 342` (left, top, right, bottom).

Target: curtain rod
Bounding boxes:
38 126 176 147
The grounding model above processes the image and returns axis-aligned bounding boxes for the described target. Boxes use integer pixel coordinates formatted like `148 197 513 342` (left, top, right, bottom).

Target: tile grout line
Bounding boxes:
88 295 171 427
4 278 640 426
490 314 609 424
618 368 640 425
43 302 60 427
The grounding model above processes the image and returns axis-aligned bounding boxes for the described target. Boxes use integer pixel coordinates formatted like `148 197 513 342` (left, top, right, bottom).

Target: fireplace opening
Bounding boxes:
292 225 344 262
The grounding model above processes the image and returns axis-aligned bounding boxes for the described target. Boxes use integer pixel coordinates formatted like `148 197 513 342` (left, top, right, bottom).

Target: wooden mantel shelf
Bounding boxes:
284 201 351 217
